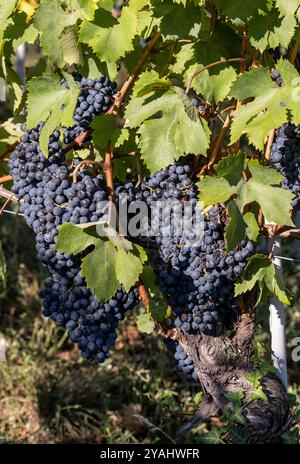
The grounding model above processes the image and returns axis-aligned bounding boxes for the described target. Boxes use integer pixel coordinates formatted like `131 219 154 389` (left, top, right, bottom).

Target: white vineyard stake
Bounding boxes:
16 44 26 84
269 237 288 390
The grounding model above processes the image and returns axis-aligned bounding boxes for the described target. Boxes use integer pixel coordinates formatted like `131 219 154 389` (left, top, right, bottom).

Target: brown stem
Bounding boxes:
265 129 275 165
207 113 232 171
0 193 15 215
0 186 19 203
0 175 12 184
186 58 245 94
137 280 150 307
104 141 115 203
70 160 104 183
63 130 92 154
107 30 162 116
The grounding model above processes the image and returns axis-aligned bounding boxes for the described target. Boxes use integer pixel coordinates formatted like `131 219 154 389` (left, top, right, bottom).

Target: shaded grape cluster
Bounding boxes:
165 339 198 382
130 163 254 337
271 124 300 208
63 75 116 143
9 76 139 364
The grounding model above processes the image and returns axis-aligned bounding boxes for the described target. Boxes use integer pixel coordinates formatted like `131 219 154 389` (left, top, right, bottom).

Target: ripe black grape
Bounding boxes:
271 124 300 208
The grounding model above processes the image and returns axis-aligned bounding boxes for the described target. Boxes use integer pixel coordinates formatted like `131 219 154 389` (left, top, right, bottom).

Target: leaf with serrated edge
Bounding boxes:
197 177 236 206
126 92 209 172
0 0 18 54
116 248 143 292
264 263 292 305
275 0 299 16
236 179 294 226
81 239 119 303
34 0 78 67
230 60 300 149
136 313 155 334
215 153 245 185
91 115 130 150
26 72 80 155
56 223 98 255
80 6 139 79
248 160 283 185
235 254 271 296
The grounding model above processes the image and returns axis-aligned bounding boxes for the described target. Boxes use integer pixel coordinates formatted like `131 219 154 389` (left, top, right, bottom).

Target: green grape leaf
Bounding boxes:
126 91 210 173
213 0 268 21
81 239 119 303
115 247 144 292
136 313 155 334
230 60 300 150
197 177 236 206
215 153 246 185
56 222 99 255
234 254 271 296
189 66 237 104
60 25 83 67
275 0 300 16
263 262 292 304
56 223 98 255
0 0 18 54
12 22 39 51
0 118 22 156
236 179 294 226
80 3 145 79
247 160 284 185
26 72 80 155
225 201 246 251
152 0 204 40
243 212 260 241
135 72 172 98
0 240 6 291
34 0 78 67
66 0 97 21
248 9 296 53
91 114 130 151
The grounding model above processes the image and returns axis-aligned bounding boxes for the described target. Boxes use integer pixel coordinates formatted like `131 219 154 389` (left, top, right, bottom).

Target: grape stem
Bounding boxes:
137 280 150 307
199 112 232 176
70 160 105 183
0 186 19 204
264 129 275 164
185 58 245 94
0 175 12 184
107 30 162 116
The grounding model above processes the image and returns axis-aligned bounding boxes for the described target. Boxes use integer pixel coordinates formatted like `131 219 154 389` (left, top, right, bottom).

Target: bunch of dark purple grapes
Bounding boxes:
9 75 139 364
271 124 300 209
